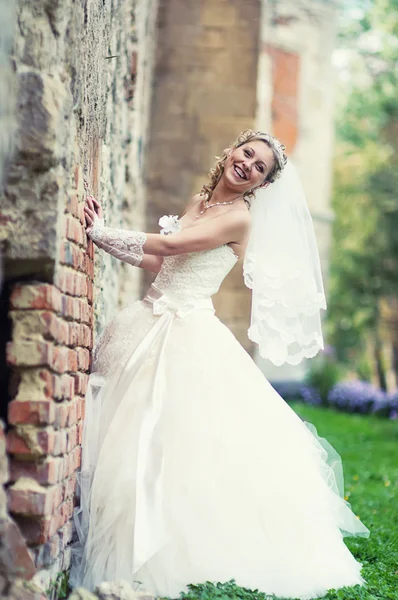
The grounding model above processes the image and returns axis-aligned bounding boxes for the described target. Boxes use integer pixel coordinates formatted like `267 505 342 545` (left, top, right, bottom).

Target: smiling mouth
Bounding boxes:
234 165 247 180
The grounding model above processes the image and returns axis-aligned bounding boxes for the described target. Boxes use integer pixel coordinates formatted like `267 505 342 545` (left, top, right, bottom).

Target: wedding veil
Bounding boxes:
243 161 327 366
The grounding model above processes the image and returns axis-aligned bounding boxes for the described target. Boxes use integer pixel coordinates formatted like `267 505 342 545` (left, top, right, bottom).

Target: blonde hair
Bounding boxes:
201 129 287 205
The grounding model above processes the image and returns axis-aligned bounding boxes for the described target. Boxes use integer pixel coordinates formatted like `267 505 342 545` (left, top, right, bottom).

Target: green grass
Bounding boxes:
171 403 398 600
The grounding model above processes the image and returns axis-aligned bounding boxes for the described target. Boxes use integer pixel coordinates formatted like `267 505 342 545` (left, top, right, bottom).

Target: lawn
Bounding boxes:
173 403 398 600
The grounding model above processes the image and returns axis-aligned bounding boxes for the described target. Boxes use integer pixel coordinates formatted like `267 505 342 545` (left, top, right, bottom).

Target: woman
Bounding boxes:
70 130 369 600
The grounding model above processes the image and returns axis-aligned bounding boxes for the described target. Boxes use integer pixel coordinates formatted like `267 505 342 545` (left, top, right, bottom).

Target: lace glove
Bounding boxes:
87 214 147 267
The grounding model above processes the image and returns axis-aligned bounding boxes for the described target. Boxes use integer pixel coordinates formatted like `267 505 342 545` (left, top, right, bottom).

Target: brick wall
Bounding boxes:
4 175 93 584
0 0 158 591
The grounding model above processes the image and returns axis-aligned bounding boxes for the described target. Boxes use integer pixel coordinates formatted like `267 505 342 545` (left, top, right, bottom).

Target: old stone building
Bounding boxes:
0 0 336 594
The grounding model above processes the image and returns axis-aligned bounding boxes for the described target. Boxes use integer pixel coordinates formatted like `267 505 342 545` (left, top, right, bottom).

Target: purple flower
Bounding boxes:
328 380 385 414
299 385 322 406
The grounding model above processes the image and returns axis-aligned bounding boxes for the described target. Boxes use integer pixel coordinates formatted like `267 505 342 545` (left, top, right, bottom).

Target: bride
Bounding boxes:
69 130 369 600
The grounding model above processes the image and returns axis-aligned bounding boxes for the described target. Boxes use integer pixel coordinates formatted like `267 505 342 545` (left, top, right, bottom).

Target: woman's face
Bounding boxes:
223 140 275 193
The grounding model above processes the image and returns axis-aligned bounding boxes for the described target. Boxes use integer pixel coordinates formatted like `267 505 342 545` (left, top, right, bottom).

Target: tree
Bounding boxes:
327 0 398 388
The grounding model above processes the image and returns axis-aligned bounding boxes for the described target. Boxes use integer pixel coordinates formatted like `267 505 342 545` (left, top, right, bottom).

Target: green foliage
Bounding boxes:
46 571 70 600
164 405 398 600
328 0 398 375
172 580 279 600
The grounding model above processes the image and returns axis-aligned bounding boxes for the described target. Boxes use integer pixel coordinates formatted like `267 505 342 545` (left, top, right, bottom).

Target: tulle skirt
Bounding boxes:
69 291 369 600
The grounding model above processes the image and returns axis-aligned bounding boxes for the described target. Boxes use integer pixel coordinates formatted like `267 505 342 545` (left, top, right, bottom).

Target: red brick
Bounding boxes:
60 240 88 274
41 311 63 343
87 279 93 303
87 239 94 260
67 348 78 372
77 421 84 445
65 193 79 218
1 519 36 579
66 424 78 452
63 215 85 246
75 165 81 190
7 427 54 458
73 372 89 396
61 294 74 320
54 403 69 429
8 479 62 516
67 322 79 346
14 515 53 545
56 268 88 298
81 300 92 325
53 429 67 456
7 340 76 375
15 497 75 544
61 473 77 501
39 369 53 398
68 323 92 348
83 324 92 348
62 454 70 479
67 400 78 427
60 374 75 399
8 400 55 426
70 445 82 473
15 512 58 545
10 284 62 312
76 347 90 371
77 202 86 226
52 347 69 373
51 374 62 399
77 396 85 420
53 373 75 401
76 272 88 297
9 457 62 485
9 310 69 346
86 255 94 281
267 45 299 154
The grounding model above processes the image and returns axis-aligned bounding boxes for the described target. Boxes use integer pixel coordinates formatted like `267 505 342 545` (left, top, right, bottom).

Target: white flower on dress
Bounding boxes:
158 214 179 235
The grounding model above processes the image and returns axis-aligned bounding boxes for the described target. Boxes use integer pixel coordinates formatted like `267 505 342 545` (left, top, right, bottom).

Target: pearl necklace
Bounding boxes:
195 198 237 219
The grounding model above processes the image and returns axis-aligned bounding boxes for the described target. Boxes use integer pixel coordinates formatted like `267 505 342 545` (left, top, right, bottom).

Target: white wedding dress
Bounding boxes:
70 217 369 600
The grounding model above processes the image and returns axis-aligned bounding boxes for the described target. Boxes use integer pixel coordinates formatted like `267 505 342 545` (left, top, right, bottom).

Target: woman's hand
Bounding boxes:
84 195 103 232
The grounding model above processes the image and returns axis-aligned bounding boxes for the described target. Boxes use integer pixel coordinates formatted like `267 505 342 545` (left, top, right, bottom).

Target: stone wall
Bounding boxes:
0 0 157 590
145 0 261 352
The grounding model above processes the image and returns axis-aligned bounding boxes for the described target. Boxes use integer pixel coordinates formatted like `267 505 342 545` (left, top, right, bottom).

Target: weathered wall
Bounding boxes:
256 0 336 379
0 0 157 590
145 0 261 352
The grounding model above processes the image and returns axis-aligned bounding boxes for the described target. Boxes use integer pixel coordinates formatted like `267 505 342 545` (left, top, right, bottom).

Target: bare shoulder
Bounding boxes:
224 207 251 231
181 192 204 217
191 192 204 206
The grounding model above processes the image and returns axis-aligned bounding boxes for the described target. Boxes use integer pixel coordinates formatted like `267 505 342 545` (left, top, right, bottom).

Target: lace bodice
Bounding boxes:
152 220 238 304
88 213 239 316
91 217 239 375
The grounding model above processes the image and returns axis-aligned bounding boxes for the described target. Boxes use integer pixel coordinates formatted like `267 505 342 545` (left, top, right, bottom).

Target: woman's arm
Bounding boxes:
84 196 163 273
88 216 163 273
85 195 249 263
136 255 164 273
142 211 250 256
